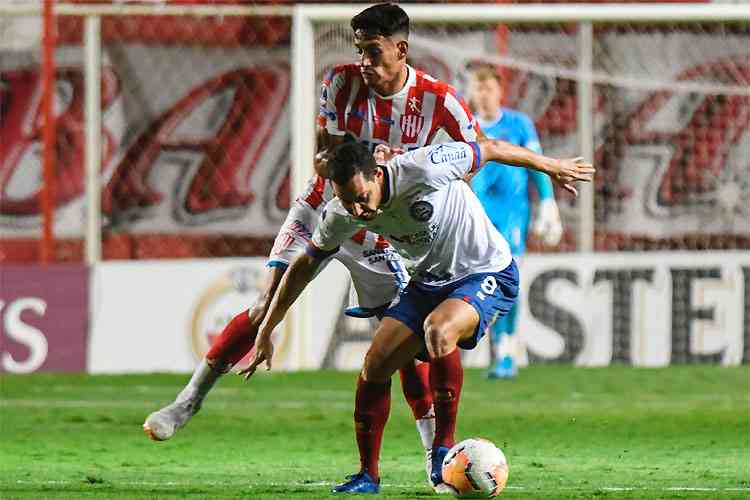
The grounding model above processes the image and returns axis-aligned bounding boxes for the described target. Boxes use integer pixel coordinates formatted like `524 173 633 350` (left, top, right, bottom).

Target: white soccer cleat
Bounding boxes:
143 400 197 441
143 359 222 441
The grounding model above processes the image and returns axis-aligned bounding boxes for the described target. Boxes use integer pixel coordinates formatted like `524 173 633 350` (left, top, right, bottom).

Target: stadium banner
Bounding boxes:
1 45 291 241
89 251 748 373
319 251 750 370
0 264 88 373
88 258 350 373
514 251 749 367
2 23 748 255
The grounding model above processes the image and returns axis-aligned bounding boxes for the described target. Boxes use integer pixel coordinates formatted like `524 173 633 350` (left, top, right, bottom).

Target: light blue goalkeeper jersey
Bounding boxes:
471 107 554 256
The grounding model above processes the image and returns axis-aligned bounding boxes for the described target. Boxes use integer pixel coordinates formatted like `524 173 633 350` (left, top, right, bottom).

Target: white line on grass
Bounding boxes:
12 480 750 492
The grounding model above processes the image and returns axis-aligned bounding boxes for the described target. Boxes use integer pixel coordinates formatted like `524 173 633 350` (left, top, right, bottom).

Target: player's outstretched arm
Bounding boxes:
240 253 322 379
476 139 595 196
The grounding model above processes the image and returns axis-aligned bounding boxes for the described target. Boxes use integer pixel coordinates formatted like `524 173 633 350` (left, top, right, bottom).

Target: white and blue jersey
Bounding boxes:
471 108 553 256
311 142 511 286
310 142 519 352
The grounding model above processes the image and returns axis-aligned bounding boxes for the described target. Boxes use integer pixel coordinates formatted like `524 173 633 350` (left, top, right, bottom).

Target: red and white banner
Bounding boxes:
1 45 291 240
1 15 748 254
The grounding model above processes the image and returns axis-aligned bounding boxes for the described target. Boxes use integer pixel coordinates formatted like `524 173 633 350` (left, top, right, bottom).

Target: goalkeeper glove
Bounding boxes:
532 198 563 247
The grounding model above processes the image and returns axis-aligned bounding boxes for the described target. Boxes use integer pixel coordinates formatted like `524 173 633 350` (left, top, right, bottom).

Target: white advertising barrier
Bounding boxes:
471 251 750 368
310 251 750 370
89 258 351 373
90 251 750 373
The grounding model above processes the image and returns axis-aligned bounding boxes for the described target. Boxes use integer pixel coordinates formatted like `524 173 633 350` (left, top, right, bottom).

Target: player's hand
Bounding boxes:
549 157 595 197
239 333 274 380
314 151 330 179
532 199 563 246
374 144 404 164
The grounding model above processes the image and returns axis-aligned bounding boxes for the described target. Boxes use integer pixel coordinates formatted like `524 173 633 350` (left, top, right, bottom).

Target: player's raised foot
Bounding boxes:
143 400 198 441
331 471 380 494
429 446 451 491
487 356 517 380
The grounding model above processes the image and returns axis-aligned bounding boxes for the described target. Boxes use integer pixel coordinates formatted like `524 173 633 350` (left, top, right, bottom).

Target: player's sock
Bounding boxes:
490 315 510 362
354 375 391 481
175 358 222 407
144 309 259 441
429 348 463 449
398 362 434 449
505 301 520 359
206 309 258 367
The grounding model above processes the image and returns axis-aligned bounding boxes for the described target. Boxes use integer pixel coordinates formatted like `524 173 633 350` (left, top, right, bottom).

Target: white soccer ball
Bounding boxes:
441 438 509 497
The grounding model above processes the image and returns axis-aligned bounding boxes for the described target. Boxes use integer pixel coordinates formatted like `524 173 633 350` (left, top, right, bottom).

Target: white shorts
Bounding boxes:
268 201 407 310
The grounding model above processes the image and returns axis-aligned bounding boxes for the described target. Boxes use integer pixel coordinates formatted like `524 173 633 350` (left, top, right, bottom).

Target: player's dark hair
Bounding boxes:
351 3 409 39
328 142 378 186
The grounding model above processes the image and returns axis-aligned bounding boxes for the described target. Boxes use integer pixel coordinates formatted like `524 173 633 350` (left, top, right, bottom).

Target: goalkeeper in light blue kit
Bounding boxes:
468 65 563 379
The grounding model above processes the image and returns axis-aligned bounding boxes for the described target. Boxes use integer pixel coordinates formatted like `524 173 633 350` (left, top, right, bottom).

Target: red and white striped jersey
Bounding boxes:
299 64 479 211
318 63 478 148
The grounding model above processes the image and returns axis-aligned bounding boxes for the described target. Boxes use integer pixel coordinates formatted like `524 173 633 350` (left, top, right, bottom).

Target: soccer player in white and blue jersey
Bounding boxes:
243 139 593 494
468 65 564 379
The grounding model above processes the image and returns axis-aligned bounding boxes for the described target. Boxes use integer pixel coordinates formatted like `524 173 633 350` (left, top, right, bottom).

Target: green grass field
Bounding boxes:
1 366 748 499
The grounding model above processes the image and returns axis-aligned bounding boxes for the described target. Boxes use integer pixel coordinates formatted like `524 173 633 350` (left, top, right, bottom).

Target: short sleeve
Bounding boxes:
396 141 481 188
439 88 479 142
308 199 359 257
317 66 349 137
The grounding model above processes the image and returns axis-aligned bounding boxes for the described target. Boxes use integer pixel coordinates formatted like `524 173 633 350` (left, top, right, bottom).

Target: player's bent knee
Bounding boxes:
423 319 458 359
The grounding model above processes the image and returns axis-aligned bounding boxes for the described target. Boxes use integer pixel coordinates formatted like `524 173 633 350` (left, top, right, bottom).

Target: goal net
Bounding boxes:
297 5 750 367
309 14 750 253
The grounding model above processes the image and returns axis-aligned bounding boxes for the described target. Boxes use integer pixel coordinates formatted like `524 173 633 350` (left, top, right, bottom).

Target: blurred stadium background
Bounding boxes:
1 1 748 498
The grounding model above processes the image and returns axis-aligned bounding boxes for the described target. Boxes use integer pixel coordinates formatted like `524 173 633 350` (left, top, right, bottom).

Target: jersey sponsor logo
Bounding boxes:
428 144 468 165
409 200 434 222
375 114 395 125
400 114 425 141
389 222 439 246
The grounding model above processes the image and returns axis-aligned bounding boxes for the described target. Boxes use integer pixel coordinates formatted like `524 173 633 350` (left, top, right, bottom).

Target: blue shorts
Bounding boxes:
383 260 519 360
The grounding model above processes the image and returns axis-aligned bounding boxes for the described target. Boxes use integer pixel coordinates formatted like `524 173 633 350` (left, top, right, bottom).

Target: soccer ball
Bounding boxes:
441 438 509 497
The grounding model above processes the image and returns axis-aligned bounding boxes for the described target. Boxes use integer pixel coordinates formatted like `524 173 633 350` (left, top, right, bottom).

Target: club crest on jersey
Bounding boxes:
400 114 425 141
409 200 434 222
408 96 422 113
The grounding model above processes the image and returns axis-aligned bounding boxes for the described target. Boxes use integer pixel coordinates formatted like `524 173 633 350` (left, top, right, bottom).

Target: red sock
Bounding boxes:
354 375 391 481
206 309 258 366
399 362 433 419
429 348 463 449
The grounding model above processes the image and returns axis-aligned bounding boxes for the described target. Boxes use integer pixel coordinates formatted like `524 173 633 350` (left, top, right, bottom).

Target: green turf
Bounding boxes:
1 366 748 499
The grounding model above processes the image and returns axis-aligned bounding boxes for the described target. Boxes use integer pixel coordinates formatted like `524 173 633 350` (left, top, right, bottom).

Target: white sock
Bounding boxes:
175 359 223 410
415 406 436 450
